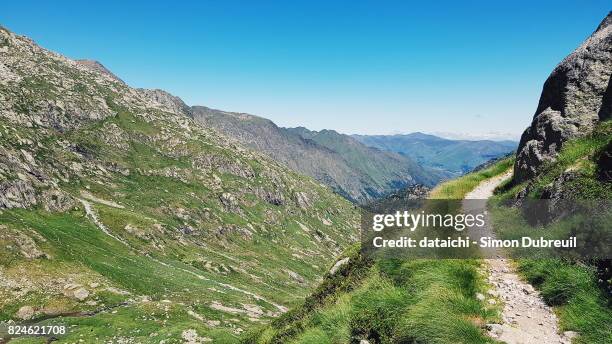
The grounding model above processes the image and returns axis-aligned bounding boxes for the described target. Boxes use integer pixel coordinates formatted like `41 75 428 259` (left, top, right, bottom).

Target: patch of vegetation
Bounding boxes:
489 121 612 344
243 162 513 344
514 121 612 199
430 158 514 199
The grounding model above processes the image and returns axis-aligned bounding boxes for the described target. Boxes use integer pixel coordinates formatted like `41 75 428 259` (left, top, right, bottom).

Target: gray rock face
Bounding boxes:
137 88 192 116
0 180 37 209
329 257 350 275
514 12 612 182
75 59 124 83
16 305 35 320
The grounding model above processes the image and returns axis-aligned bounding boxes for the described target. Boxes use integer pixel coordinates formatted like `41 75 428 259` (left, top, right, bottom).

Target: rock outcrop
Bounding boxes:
75 59 124 83
514 12 612 182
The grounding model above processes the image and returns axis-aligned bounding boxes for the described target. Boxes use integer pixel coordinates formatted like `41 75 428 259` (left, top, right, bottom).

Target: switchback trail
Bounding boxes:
464 172 576 344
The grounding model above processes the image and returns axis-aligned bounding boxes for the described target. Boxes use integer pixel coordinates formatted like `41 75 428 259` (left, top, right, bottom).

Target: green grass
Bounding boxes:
516 121 612 200
488 121 612 344
0 36 366 343
1 102 360 343
508 259 612 343
430 158 514 199
243 161 514 344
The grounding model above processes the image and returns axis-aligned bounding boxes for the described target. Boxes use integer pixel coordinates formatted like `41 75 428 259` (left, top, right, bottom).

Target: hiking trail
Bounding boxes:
464 171 576 344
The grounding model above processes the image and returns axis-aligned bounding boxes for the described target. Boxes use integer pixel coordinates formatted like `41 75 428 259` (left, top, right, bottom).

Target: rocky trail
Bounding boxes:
464 172 577 344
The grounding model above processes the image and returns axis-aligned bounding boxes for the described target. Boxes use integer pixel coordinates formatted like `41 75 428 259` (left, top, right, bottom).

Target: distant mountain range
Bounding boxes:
352 132 517 176
191 107 446 203
191 108 516 202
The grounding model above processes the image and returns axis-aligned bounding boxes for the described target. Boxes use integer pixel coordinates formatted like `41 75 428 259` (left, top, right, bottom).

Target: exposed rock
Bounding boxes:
63 284 89 301
293 191 312 209
192 154 255 179
181 328 212 343
219 193 241 213
515 12 612 182
73 287 90 300
137 88 192 116
14 231 46 259
521 285 535 295
329 257 350 275
16 305 35 320
75 59 124 83
207 319 221 327
178 226 196 235
41 188 75 212
476 293 485 301
386 184 430 202
215 225 252 240
486 323 504 336
253 187 285 206
0 24 359 343
190 106 440 204
0 180 37 209
285 269 305 284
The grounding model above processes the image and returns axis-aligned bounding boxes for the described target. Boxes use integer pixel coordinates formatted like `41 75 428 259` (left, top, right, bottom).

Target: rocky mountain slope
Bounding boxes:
514 12 612 182
191 108 442 203
352 132 517 176
0 25 359 342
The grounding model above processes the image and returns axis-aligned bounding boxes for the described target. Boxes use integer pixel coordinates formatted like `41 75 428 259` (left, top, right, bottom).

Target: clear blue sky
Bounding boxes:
1 1 610 138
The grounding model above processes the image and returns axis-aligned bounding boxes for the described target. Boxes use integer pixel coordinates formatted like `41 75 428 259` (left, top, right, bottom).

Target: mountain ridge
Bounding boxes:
352 132 517 176
190 106 446 203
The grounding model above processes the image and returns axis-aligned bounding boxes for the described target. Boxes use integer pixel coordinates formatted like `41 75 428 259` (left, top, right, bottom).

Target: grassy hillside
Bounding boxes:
242 161 513 344
288 128 444 190
0 26 359 343
488 121 612 344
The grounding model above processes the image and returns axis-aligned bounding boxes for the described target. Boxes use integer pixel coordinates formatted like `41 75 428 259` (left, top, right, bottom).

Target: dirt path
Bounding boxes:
464 171 575 344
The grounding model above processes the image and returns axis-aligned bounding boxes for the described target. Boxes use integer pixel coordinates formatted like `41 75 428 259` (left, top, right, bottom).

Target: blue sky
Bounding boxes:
1 1 610 139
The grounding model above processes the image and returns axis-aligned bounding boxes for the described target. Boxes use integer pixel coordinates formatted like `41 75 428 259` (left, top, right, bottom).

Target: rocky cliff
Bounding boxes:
514 12 612 182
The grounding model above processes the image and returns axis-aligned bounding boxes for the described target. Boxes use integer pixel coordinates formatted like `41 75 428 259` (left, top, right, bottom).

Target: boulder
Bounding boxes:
63 284 89 301
515 12 612 182
329 257 350 275
0 180 37 209
16 305 34 320
73 287 90 301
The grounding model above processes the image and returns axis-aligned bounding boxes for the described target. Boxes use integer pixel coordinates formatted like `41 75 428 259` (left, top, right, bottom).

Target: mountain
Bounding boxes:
514 12 612 182
352 132 517 176
75 59 124 83
0 25 359 342
190 108 444 203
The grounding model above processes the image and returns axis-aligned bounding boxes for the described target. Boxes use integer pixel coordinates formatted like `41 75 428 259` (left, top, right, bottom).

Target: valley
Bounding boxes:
0 7 610 344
